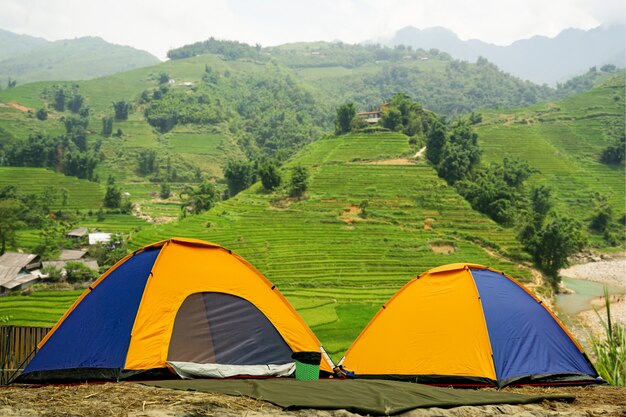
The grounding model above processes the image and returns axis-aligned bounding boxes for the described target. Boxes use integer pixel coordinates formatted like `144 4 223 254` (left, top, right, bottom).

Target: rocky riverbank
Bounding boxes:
559 252 626 342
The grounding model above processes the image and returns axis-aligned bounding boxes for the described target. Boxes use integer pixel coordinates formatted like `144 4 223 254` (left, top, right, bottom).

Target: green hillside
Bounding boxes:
476 74 625 244
129 131 530 358
0 167 104 209
0 28 47 62
0 36 160 85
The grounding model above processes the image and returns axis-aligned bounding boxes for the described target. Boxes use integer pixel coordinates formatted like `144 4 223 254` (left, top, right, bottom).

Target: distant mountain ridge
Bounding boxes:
0 29 160 84
379 25 625 85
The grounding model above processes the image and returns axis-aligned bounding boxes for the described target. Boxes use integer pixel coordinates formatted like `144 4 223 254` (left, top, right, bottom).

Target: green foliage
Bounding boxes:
591 288 626 386
289 164 309 197
67 93 84 113
556 66 619 97
426 121 446 165
159 182 171 199
180 181 221 215
137 149 157 176
158 72 170 84
103 178 122 209
87 234 128 270
4 132 98 180
437 119 481 184
520 213 586 287
102 116 113 137
65 261 97 283
41 265 62 282
35 108 47 121
112 100 129 120
529 185 552 228
0 198 27 254
589 193 613 233
224 159 256 197
383 93 438 138
259 161 282 191
601 135 625 165
335 102 356 134
167 37 265 61
458 158 534 225
382 107 402 131
53 88 66 111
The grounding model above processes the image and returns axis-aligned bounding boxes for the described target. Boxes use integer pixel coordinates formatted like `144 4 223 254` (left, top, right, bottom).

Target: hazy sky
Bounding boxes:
1 0 624 60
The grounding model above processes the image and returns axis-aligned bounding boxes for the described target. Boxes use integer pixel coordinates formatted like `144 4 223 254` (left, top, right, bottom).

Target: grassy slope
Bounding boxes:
0 167 104 208
476 75 625 245
0 55 246 220
127 131 528 358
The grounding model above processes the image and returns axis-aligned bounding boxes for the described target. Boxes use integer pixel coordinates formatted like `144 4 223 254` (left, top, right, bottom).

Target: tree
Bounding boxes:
425 121 446 165
36 108 48 121
523 214 586 288
0 199 26 254
289 164 308 197
102 116 113 137
224 160 256 197
437 119 481 184
137 149 157 176
601 135 625 165
589 193 613 233
180 182 220 216
53 88 66 112
65 262 97 283
103 177 122 208
382 107 402 131
7 78 16 88
160 183 171 199
67 94 84 113
529 185 552 228
335 103 356 134
259 161 282 191
112 100 130 120
158 72 170 84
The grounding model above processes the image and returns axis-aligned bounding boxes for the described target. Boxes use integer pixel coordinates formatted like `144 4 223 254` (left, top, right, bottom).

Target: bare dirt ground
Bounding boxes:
6 102 32 112
0 382 624 416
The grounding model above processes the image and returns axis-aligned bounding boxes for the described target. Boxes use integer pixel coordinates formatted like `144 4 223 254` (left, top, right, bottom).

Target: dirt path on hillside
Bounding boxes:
1 382 624 416
6 102 32 112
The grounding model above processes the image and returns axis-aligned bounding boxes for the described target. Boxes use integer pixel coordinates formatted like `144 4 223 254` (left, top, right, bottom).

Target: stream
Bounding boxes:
554 277 624 329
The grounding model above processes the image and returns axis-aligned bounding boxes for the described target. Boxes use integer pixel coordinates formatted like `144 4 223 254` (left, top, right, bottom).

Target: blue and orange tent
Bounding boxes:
340 263 600 387
19 238 333 383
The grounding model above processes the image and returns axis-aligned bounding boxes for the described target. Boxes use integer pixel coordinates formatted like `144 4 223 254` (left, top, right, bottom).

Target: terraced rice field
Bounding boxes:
477 76 625 241
0 167 104 209
129 132 531 358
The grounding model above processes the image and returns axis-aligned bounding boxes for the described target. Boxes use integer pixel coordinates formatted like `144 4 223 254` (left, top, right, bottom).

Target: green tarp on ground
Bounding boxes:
142 379 574 415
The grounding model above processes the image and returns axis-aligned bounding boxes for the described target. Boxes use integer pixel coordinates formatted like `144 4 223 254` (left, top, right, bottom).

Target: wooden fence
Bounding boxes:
0 325 51 384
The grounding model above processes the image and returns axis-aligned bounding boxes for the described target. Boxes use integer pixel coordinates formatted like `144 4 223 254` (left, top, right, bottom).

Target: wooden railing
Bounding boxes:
0 325 51 384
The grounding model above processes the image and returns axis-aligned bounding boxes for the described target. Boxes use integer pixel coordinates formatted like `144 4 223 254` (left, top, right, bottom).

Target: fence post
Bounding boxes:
0 325 51 384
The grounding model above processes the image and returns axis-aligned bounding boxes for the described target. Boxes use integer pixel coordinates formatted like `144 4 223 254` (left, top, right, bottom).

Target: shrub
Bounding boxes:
590 288 626 386
65 262 97 283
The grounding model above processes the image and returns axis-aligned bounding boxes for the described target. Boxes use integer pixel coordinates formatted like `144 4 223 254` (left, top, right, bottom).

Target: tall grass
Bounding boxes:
591 287 626 386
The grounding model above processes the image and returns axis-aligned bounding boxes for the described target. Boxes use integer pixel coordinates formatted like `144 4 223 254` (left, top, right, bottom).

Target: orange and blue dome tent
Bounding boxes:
339 263 600 387
18 238 333 383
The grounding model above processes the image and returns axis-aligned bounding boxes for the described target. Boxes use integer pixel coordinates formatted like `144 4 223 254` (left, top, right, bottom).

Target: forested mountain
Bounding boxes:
0 28 47 62
167 39 603 117
0 30 160 85
380 25 625 85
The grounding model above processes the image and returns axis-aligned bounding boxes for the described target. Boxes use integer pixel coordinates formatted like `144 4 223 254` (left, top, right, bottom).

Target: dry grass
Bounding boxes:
1 382 625 417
